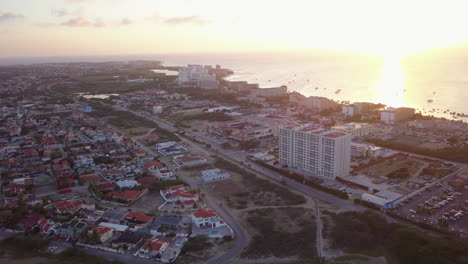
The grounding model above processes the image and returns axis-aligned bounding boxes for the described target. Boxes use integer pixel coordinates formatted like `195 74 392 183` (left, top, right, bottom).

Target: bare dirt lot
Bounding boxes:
359 157 425 179
239 207 316 261
128 190 165 214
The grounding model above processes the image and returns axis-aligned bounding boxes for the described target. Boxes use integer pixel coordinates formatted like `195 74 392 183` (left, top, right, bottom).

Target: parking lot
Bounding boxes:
394 176 468 238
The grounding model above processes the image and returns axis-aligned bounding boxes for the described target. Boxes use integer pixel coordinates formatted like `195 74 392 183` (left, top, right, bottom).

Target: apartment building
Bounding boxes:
178 65 218 89
332 122 372 139
279 124 351 179
250 85 288 97
289 92 338 111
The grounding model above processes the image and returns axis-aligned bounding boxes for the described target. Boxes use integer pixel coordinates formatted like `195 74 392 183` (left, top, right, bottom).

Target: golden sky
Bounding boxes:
1 0 468 57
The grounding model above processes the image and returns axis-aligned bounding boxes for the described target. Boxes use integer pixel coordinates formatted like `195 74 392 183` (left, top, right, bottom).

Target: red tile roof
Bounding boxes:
193 208 217 219
145 161 162 169
53 200 84 213
80 174 102 182
110 189 145 201
178 155 204 162
137 176 158 186
126 212 154 223
93 226 113 236
143 237 166 251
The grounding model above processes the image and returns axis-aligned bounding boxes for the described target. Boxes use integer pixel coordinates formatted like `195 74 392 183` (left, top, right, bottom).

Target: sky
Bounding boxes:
1 0 468 57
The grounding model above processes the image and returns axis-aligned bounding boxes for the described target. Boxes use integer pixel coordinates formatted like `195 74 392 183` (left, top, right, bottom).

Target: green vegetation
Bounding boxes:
127 103 146 112
78 69 163 82
54 80 157 95
330 210 468 264
86 101 179 141
168 88 261 108
181 112 233 122
57 247 125 264
0 236 50 257
367 138 468 163
239 139 260 150
181 236 212 254
149 179 189 191
265 94 289 105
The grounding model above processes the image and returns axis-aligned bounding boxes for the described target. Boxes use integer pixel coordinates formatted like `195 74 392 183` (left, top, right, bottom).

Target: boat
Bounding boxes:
335 89 342 94
427 99 434 103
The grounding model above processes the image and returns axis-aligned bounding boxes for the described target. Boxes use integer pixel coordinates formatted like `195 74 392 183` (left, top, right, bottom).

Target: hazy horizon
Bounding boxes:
3 0 468 58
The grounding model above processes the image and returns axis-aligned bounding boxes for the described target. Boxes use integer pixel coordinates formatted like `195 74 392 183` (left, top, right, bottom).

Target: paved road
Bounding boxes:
127 118 248 264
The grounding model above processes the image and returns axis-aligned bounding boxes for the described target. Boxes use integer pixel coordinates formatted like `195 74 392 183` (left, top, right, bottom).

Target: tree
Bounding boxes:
448 136 459 145
239 139 260 150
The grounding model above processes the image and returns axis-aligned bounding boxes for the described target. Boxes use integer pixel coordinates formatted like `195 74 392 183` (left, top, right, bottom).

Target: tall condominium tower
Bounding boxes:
279 124 351 179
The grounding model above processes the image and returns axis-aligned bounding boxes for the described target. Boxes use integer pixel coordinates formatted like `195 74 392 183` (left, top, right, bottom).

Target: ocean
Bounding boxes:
2 50 467 121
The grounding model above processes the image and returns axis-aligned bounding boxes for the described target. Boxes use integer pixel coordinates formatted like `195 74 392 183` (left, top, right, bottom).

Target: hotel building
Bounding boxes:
332 122 372 139
279 124 351 179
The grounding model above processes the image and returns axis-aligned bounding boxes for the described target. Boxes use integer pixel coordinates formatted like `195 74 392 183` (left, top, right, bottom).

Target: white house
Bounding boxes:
90 226 114 243
201 169 231 184
155 167 175 181
116 179 140 189
160 184 198 203
135 237 168 258
191 208 226 229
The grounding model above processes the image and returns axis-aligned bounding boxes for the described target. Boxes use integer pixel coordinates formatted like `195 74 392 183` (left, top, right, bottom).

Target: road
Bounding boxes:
314 200 323 258
90 102 468 262
128 108 357 210
125 117 248 264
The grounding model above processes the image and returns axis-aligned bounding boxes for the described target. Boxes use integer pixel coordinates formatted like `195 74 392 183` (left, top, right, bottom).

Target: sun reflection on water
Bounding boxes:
375 55 407 108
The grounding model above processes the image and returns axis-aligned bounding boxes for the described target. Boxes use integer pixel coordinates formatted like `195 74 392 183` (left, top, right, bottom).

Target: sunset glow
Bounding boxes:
375 56 406 108
1 0 468 57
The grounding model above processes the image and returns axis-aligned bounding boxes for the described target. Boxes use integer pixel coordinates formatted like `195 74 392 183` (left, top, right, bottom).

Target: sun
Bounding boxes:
374 54 407 108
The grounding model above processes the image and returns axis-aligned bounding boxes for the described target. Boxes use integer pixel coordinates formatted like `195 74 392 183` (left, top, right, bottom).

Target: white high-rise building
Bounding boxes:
279 124 351 179
178 65 218 89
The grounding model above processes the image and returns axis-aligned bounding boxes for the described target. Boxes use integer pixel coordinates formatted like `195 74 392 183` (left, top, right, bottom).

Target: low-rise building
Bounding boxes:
332 123 372 139
201 168 231 184
135 237 169 258
251 85 287 97
191 208 228 236
91 226 114 243
111 230 151 251
154 168 175 181
173 155 208 168
380 107 415 124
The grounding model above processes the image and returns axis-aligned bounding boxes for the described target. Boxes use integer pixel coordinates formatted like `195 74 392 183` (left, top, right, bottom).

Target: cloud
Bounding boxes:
0 12 24 23
52 8 68 17
60 17 105 27
163 16 211 25
120 18 132 25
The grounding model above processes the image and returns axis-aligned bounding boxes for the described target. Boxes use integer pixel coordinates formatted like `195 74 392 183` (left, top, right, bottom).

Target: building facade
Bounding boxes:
380 107 415 124
331 122 372 139
279 124 351 179
177 65 218 89
251 85 288 97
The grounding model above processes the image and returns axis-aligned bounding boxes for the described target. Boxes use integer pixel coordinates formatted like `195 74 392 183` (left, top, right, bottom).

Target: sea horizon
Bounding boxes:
2 51 468 121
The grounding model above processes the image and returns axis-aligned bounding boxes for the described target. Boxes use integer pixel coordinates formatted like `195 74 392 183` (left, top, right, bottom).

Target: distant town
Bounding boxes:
0 60 467 264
